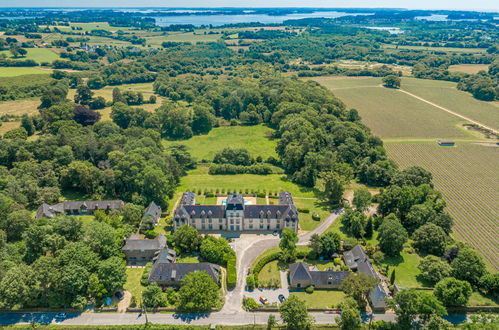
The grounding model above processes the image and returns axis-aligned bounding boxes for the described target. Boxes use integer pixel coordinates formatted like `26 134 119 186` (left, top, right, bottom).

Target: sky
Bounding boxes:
1 1 498 11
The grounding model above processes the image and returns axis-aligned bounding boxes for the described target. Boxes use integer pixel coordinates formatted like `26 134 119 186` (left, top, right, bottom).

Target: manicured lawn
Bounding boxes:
124 268 146 301
163 125 278 161
293 198 330 231
291 290 346 309
178 166 317 198
313 261 335 271
0 48 60 63
380 251 429 288
468 291 498 306
258 260 281 286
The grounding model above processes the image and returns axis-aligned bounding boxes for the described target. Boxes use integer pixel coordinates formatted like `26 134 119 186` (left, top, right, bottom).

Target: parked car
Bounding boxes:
54 313 67 322
278 294 286 303
272 230 278 236
260 296 269 305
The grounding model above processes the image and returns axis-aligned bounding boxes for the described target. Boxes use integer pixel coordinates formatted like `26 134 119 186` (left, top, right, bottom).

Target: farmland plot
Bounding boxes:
386 142 499 270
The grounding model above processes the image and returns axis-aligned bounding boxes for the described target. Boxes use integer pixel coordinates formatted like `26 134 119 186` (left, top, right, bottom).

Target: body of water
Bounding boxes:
154 11 372 27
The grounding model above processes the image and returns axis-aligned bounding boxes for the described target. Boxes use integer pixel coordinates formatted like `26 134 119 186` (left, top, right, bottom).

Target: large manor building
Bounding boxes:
173 192 299 232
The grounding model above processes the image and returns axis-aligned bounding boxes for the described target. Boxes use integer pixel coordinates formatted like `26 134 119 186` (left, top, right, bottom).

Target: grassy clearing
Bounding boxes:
0 121 20 135
0 98 40 116
400 77 499 130
386 142 499 270
176 254 200 263
123 268 146 301
293 198 330 231
448 64 489 74
381 251 427 288
468 291 498 306
258 260 281 286
0 48 60 63
0 67 51 77
311 76 472 139
179 166 316 198
164 125 278 161
291 290 346 308
44 22 133 33
146 32 222 46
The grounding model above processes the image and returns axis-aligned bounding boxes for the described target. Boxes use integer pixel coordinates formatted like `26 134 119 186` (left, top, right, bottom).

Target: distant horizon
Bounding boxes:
0 7 498 13
1 2 497 11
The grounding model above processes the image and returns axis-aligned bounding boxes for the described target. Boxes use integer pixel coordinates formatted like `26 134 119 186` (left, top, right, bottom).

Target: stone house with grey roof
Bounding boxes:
289 262 350 289
144 201 162 225
173 192 298 232
35 200 124 219
344 245 388 312
122 234 173 265
149 261 220 287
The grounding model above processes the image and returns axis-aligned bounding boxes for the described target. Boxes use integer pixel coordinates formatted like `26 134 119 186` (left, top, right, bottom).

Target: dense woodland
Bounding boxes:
0 9 497 322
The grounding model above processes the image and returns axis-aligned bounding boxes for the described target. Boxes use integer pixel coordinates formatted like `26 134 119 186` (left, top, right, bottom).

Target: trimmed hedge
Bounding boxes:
140 262 154 286
252 251 281 283
297 208 310 213
209 163 280 175
226 255 237 289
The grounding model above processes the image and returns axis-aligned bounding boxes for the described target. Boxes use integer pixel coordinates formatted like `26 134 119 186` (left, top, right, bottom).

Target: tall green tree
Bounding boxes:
352 188 371 212
279 228 298 262
279 295 314 330
451 248 487 285
176 271 220 312
412 223 448 256
336 297 361 330
434 277 472 307
172 225 201 253
340 273 377 308
377 214 408 256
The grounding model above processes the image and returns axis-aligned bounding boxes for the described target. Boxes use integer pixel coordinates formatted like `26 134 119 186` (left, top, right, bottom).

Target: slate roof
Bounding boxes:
309 270 350 287
343 245 369 270
148 262 220 284
180 192 196 205
144 201 162 221
122 235 167 251
370 284 387 309
226 193 244 210
278 191 294 205
156 248 177 263
181 205 226 218
289 262 350 286
289 262 312 282
244 205 289 218
35 200 124 219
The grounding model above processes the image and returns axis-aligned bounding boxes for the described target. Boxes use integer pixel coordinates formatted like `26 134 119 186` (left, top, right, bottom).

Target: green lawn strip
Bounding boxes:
0 67 51 77
162 125 278 161
179 166 316 198
257 260 281 286
468 291 499 306
379 251 429 288
124 268 146 301
290 290 346 309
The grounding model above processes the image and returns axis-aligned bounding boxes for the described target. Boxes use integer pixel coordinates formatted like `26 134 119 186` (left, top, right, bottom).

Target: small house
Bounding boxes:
288 262 350 289
122 234 170 265
144 201 162 225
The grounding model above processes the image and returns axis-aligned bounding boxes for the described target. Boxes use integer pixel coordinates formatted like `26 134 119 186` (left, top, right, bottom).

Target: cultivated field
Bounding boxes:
311 76 472 139
0 99 40 116
386 142 499 270
382 44 486 53
163 125 278 161
448 64 490 74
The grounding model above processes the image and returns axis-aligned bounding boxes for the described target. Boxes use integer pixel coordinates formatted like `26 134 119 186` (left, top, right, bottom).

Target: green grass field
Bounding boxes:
0 99 40 116
310 76 475 139
448 64 489 74
0 67 51 77
179 165 316 198
44 22 133 33
291 290 346 309
258 260 281 286
0 48 60 63
386 142 499 270
164 125 278 161
293 198 330 231
123 268 146 301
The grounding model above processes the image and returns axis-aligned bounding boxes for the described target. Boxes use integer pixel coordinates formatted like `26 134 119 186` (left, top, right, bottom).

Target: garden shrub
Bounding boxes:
305 285 315 294
297 208 310 213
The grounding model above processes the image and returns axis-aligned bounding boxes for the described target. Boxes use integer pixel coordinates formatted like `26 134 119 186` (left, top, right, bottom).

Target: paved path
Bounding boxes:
398 88 499 135
297 211 342 245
